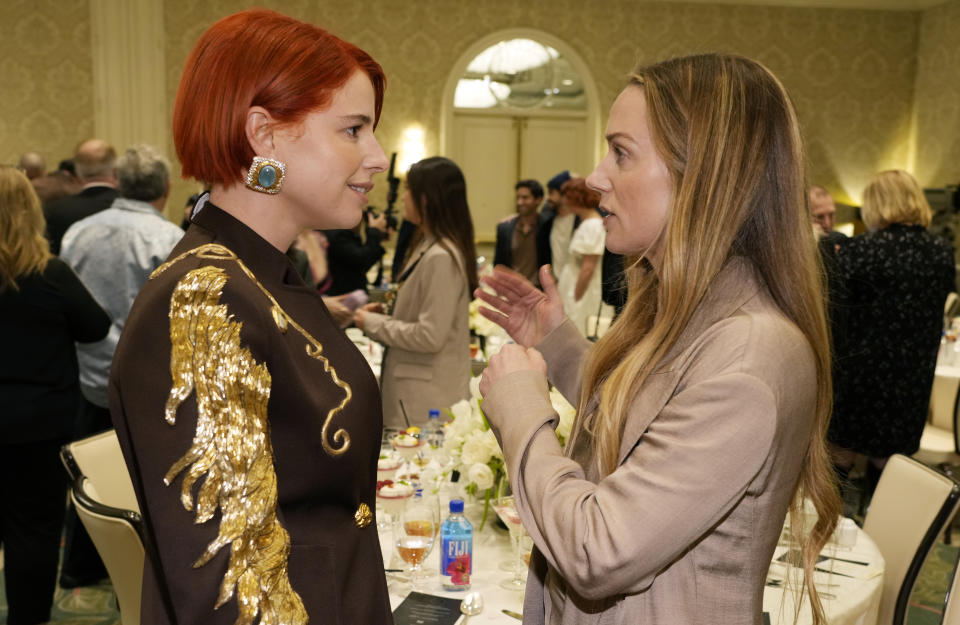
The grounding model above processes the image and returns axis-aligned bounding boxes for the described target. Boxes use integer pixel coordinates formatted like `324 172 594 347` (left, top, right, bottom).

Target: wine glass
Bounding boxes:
494 483 529 591
394 496 439 590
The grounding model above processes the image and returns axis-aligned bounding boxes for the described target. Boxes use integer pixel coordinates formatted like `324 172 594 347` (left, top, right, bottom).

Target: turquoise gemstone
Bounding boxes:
258 164 278 188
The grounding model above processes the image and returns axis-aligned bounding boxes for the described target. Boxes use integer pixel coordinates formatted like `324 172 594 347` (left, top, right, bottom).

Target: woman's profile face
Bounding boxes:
274 70 388 230
586 86 672 258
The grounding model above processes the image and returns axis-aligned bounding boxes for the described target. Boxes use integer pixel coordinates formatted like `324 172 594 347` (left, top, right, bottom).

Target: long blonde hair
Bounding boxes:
0 165 51 292
580 54 839 624
861 169 932 231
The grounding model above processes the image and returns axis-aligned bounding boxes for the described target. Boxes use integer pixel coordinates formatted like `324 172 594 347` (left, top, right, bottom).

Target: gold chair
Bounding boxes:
61 430 143 625
862 454 960 625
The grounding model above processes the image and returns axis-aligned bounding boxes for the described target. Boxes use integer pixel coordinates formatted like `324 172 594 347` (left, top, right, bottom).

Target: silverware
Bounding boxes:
460 591 483 623
502 609 523 620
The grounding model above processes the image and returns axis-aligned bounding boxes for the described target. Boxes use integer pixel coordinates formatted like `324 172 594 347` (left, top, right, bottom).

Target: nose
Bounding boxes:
586 164 608 194
367 138 389 174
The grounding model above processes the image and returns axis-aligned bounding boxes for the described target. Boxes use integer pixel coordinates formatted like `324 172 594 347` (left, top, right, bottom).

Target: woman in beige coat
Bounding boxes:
356 157 478 427
476 54 840 625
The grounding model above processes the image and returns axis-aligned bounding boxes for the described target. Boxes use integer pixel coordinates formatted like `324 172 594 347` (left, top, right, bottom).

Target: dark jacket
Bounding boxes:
494 213 552 278
1 258 109 444
43 185 119 255
829 224 955 457
323 227 386 295
110 204 392 625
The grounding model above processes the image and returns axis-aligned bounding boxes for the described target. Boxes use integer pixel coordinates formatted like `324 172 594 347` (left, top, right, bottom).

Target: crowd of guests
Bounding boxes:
0 7 957 625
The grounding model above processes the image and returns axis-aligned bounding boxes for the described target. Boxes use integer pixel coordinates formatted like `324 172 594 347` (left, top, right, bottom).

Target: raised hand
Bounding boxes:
474 265 566 348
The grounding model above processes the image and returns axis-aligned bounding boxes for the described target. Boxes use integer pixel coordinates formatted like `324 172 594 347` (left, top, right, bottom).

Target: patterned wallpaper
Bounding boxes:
915 0 960 189
0 0 93 173
162 0 921 211
0 0 935 215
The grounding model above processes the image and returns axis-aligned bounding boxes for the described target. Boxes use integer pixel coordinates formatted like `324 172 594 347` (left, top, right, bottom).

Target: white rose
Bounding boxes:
461 431 492 466
478 428 503 461
467 462 495 491
469 376 483 401
450 399 473 423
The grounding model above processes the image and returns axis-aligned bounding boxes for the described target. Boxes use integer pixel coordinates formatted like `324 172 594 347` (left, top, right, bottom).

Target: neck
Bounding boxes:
210 183 299 252
518 212 537 226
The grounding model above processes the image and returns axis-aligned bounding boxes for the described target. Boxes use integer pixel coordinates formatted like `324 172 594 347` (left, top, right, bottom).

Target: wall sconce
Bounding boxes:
397 125 426 175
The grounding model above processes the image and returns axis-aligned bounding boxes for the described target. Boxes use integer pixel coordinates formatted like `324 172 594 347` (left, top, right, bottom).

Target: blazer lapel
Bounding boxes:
616 257 766 465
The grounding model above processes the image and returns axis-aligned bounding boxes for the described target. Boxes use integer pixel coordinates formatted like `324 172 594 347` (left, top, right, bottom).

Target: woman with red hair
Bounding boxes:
555 177 605 336
109 10 391 625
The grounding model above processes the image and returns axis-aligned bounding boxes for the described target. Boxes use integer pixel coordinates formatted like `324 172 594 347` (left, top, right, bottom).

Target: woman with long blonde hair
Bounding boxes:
476 54 840 624
0 165 109 624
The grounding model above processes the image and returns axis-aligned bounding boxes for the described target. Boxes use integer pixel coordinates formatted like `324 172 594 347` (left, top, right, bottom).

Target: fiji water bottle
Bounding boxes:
426 409 444 448
440 498 472 590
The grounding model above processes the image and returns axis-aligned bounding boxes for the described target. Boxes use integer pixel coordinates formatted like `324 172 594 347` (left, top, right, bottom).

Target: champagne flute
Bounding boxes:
494 482 529 591
394 496 439 590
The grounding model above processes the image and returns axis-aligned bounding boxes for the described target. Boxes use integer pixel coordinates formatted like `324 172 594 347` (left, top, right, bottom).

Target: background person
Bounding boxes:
355 156 478 427
0 166 109 625
475 53 839 625
828 169 955 493
555 177 604 336
108 10 393 624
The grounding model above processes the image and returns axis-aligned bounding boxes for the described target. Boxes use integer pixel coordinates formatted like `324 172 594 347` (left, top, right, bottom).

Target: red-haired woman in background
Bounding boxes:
0 166 109 625
555 177 604 335
109 10 391 625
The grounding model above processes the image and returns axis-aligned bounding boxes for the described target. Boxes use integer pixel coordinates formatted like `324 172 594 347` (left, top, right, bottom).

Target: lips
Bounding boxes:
347 182 373 195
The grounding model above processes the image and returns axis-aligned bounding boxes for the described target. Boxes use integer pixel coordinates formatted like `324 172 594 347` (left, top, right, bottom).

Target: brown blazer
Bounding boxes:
110 204 392 625
363 235 471 427
483 258 817 625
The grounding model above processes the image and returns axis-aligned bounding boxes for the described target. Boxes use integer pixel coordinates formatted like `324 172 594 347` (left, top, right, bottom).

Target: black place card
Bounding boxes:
393 591 463 625
763 612 771 625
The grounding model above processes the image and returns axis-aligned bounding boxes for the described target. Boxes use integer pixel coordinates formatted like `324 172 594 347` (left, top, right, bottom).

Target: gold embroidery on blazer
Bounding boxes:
164 264 305 625
154 243 352 456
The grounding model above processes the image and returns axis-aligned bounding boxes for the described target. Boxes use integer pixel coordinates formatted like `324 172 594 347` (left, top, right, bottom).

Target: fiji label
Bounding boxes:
441 538 472 588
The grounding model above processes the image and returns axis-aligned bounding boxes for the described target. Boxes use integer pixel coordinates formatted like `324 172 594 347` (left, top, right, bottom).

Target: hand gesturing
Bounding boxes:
474 265 566 348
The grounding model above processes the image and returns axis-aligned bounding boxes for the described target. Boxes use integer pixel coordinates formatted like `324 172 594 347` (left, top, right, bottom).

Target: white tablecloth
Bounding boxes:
382 504 884 625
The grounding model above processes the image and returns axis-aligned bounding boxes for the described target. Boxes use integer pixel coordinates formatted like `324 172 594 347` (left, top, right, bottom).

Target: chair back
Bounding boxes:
71 479 144 625
61 429 139 512
943 554 960 625
61 430 144 625
863 454 960 625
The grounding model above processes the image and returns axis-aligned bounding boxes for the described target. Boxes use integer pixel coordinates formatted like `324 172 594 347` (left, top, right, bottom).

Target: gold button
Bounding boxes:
355 502 372 528
271 306 288 333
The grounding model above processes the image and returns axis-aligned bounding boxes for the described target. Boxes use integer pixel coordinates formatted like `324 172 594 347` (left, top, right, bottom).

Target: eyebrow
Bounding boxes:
341 114 373 126
605 132 631 144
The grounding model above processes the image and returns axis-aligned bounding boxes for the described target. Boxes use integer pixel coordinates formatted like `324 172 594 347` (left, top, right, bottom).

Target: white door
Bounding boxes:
452 111 589 243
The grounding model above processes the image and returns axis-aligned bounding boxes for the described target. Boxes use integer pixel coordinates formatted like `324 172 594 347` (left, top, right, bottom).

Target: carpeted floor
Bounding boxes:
0 542 957 624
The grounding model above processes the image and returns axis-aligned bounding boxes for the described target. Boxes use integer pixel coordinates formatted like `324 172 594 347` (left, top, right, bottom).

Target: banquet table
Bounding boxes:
380 502 884 625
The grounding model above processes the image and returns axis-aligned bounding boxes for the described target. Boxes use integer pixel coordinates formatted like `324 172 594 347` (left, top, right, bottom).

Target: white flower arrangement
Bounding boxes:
468 298 501 338
443 375 577 528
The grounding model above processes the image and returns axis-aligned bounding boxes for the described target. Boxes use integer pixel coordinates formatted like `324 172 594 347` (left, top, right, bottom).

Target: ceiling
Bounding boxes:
658 0 949 9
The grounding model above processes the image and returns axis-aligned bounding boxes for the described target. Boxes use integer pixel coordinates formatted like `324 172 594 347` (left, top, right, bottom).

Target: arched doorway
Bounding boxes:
440 29 601 243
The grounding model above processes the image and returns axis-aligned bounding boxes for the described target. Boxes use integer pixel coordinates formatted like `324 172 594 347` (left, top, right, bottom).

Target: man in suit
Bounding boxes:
493 179 547 284
43 139 119 255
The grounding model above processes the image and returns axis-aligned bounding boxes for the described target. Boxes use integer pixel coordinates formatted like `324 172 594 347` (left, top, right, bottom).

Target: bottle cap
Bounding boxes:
429 409 440 419
449 498 465 513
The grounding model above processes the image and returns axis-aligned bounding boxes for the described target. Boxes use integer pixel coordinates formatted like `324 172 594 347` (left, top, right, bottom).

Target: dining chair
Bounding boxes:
942 553 960 625
914 372 960 469
862 454 960 625
60 430 144 625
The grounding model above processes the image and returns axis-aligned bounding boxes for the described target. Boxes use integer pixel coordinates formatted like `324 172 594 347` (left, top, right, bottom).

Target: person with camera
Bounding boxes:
323 208 392 296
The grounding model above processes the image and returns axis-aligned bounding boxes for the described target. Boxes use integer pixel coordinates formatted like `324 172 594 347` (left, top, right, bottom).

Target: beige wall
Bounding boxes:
1 0 947 219
915 0 960 188
0 0 94 174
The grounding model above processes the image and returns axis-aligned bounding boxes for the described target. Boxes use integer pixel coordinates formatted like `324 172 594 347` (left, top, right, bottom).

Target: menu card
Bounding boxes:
392 592 464 625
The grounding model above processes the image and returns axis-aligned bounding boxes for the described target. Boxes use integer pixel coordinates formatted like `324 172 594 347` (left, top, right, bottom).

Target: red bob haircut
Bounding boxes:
173 9 386 187
561 177 600 209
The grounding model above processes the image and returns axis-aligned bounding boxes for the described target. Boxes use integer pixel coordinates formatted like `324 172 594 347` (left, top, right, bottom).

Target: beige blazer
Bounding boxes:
483 258 817 625
364 236 471 428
